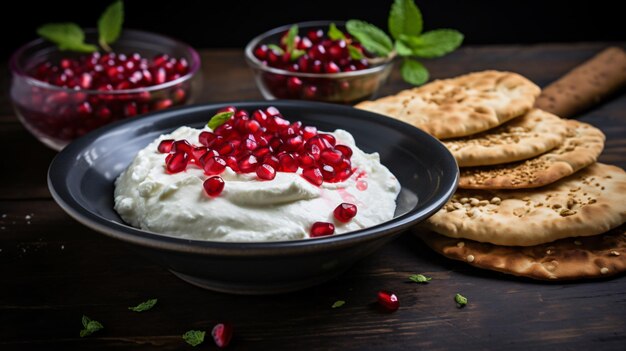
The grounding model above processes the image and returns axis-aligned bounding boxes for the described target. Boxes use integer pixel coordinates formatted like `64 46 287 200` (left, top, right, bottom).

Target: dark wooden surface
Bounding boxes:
2 44 626 350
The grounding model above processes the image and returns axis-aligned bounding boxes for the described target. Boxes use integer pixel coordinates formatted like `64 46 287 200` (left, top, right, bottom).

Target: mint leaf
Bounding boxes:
399 30 464 58
182 330 206 347
394 40 413 57
98 0 124 51
267 44 284 55
285 24 298 54
328 23 347 41
291 49 306 61
347 45 364 60
128 298 157 312
207 111 234 130
401 59 429 85
37 23 97 53
409 274 432 283
455 293 468 307
388 0 423 40
80 315 103 337
346 20 393 56
331 300 346 308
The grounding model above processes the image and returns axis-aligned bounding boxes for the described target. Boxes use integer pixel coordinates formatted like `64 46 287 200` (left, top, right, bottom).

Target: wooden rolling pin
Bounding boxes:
535 46 626 118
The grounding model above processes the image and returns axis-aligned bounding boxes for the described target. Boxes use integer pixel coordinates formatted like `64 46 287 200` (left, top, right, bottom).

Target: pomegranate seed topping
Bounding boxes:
334 144 353 158
298 153 317 169
302 168 323 186
225 155 239 172
377 291 399 311
204 156 227 175
166 152 188 173
238 154 259 173
203 176 225 197
320 164 335 181
284 135 304 151
334 203 358 222
256 164 276 180
263 155 280 169
310 222 335 237
245 138 258 151
211 322 233 348
320 149 343 165
199 131 216 146
303 126 317 140
278 153 298 172
265 106 281 117
172 140 192 154
158 139 175 153
319 133 336 146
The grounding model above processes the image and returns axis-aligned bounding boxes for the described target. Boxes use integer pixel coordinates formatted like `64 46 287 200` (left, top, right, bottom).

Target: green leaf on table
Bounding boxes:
331 300 346 308
98 0 124 51
182 330 206 347
346 20 393 56
128 298 158 312
80 315 103 337
409 274 432 283
455 293 468 307
399 29 464 58
400 59 429 85
285 24 298 54
328 22 347 41
37 23 97 53
267 44 284 55
388 0 423 40
207 111 234 130
347 45 364 60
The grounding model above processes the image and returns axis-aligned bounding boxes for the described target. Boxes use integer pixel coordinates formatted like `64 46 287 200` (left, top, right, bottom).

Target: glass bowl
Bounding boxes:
244 21 394 104
10 29 201 150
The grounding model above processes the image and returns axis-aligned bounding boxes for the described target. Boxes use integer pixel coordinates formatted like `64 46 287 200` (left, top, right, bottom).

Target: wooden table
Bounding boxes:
1 44 625 350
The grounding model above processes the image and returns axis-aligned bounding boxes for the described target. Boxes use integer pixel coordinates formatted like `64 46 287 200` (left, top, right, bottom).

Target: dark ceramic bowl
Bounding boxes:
48 101 458 294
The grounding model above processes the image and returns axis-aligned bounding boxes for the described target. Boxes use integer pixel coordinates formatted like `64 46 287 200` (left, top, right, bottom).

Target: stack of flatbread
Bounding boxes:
356 71 626 280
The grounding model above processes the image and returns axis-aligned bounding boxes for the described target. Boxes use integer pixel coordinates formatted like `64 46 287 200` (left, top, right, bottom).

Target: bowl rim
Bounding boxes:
48 100 458 257
244 20 394 79
9 28 201 95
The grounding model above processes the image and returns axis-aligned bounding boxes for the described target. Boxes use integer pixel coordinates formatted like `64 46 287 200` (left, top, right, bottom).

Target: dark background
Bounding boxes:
1 0 624 59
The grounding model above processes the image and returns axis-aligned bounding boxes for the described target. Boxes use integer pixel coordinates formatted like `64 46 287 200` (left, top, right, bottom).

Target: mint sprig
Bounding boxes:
182 330 206 347
328 23 347 41
98 0 124 52
80 315 104 337
37 0 125 53
128 298 157 312
207 111 234 130
345 0 463 85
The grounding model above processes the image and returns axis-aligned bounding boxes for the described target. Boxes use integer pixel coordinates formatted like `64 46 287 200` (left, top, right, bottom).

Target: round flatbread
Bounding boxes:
417 227 626 281
443 109 568 167
356 71 541 139
459 119 605 189
425 163 626 246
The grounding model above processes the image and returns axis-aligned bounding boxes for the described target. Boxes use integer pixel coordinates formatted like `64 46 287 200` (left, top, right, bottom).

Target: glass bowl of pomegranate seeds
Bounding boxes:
245 21 393 104
10 29 201 150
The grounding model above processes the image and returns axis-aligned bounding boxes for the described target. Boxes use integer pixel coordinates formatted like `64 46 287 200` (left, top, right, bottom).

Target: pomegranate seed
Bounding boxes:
265 106 281 117
320 164 335 181
218 105 237 114
158 139 174 153
310 222 335 237
225 155 239 172
284 135 304 151
325 61 341 73
253 147 271 159
245 138 258 151
302 168 323 186
319 133 336 146
238 154 259 173
199 131 216 146
254 44 269 60
246 120 261 133
166 152 188 173
172 140 192 154
303 126 317 140
124 102 138 117
252 109 268 125
211 322 233 348
334 203 357 222
298 153 317 169
203 176 225 197
320 149 343 165
216 141 235 156
204 156 227 175
256 164 276 180
377 291 399 311
153 98 173 110
278 153 298 172
335 144 353 158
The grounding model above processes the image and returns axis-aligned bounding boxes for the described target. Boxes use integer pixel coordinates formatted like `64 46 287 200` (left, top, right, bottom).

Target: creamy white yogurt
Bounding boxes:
114 126 401 242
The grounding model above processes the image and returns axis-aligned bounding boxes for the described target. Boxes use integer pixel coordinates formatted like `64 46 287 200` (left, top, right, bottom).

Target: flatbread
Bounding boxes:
444 109 568 167
356 71 541 139
417 227 626 281
424 163 626 246
459 119 605 189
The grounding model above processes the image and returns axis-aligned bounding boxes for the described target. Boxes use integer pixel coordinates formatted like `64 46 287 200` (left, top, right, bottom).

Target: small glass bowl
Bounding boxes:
10 29 201 150
245 21 394 104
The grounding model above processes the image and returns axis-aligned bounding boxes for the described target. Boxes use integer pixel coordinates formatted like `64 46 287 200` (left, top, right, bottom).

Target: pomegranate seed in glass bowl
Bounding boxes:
9 29 201 150
244 21 394 104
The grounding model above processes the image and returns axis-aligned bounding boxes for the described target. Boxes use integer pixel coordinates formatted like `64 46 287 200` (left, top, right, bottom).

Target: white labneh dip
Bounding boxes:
114 126 401 242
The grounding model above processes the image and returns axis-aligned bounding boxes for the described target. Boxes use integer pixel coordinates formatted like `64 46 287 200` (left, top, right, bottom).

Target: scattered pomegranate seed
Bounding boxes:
166 152 188 173
377 291 399 311
334 203 358 222
310 221 335 237
211 322 233 348
256 164 276 180
157 139 174 153
203 176 225 197
335 144 353 158
204 156 227 175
